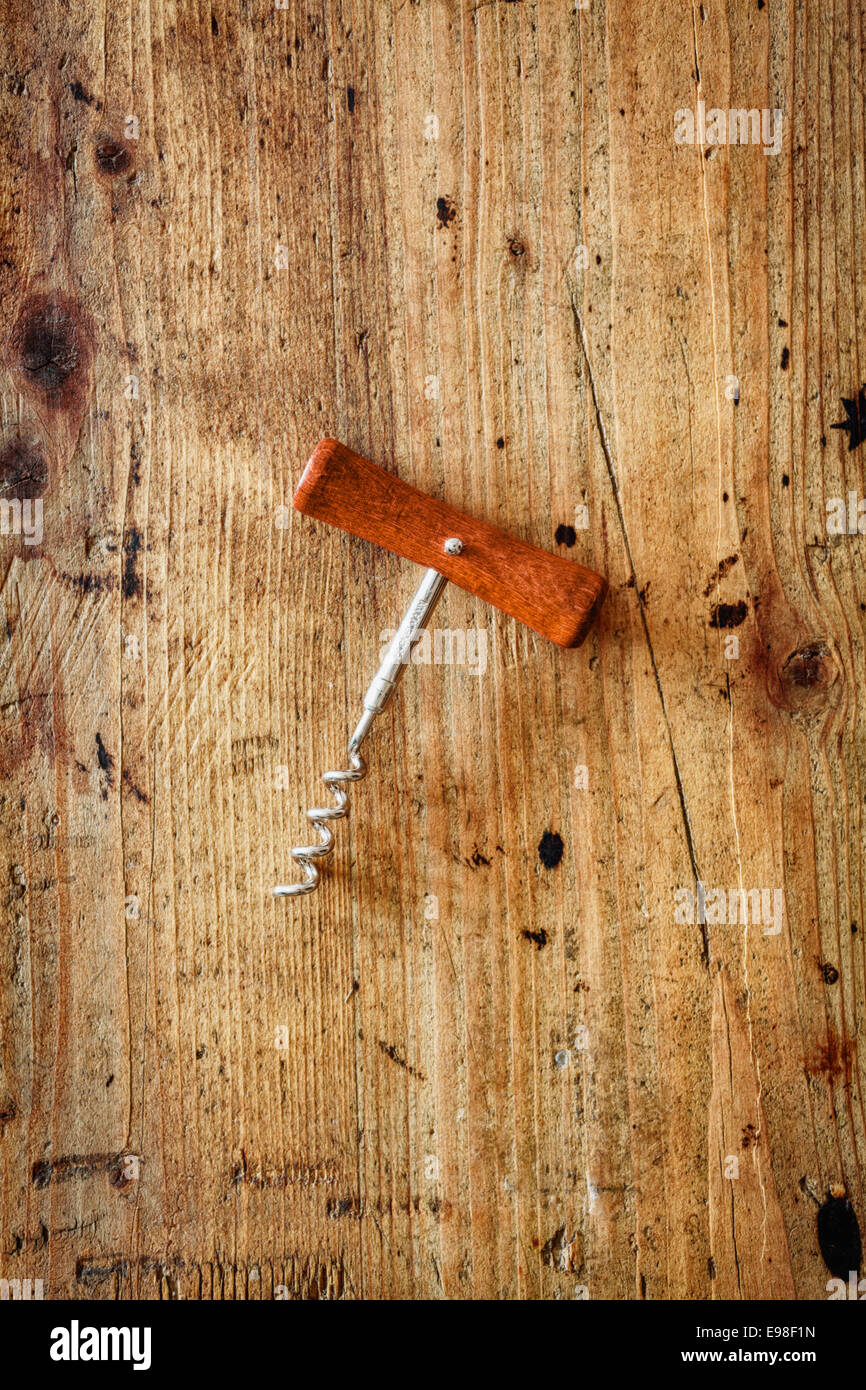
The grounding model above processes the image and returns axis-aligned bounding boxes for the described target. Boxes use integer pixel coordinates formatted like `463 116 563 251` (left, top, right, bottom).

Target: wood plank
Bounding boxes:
0 0 862 1301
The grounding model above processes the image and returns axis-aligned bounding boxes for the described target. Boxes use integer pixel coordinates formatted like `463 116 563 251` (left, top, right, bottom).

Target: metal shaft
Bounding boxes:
348 565 448 752
273 565 450 898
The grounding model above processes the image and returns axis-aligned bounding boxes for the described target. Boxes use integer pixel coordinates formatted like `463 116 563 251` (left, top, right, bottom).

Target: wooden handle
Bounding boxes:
293 439 607 648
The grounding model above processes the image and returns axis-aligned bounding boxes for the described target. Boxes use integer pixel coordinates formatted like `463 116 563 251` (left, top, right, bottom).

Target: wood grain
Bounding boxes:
0 0 863 1301
294 438 607 646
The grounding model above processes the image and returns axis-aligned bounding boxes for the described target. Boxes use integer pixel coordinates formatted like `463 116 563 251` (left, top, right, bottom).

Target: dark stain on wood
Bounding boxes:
377 1040 426 1082
95 732 114 799
817 1192 862 1279
32 1151 134 1188
709 600 748 628
69 80 99 107
807 1031 855 1081
122 526 144 598
703 554 738 596
436 195 456 228
122 767 148 803
831 385 866 451
538 830 563 868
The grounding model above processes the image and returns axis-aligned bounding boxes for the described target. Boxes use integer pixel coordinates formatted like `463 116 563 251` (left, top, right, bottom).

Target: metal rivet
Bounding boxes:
444 537 463 555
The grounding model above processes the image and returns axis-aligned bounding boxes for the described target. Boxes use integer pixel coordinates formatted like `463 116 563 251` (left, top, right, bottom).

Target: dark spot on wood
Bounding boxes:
807 1031 855 1081
467 846 490 868
506 232 526 261
708 1256 716 1279
782 473 790 486
831 385 866 451
32 1151 132 1188
817 1193 861 1279
0 437 48 499
522 928 548 950
822 962 839 984
436 195 456 228
538 830 563 868
69 80 95 105
540 1226 568 1268
555 523 576 547
709 599 748 628
95 135 133 176
327 1195 359 1220
722 491 729 502
741 1123 757 1149
122 767 148 803
75 1256 128 1285
702 554 738 596
95 732 113 775
211 12 219 34
122 526 144 598
95 733 114 799
496 436 504 449
0 689 53 776
10 293 94 410
780 346 789 370
377 1040 425 1082
347 85 355 113
59 570 117 596
106 1074 114 1087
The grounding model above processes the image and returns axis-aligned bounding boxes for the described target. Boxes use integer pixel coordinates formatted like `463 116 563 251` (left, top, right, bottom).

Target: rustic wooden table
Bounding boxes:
0 0 862 1301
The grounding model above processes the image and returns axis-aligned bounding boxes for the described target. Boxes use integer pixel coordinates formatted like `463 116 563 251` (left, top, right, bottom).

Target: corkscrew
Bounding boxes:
274 439 607 899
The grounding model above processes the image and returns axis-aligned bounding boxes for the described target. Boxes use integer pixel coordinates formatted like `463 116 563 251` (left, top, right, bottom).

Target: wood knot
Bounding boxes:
506 232 528 263
0 436 48 498
9 292 94 409
95 134 134 176
778 640 839 713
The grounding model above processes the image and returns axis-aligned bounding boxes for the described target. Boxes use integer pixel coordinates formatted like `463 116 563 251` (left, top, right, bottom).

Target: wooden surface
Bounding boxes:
294 438 608 646
0 0 863 1301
